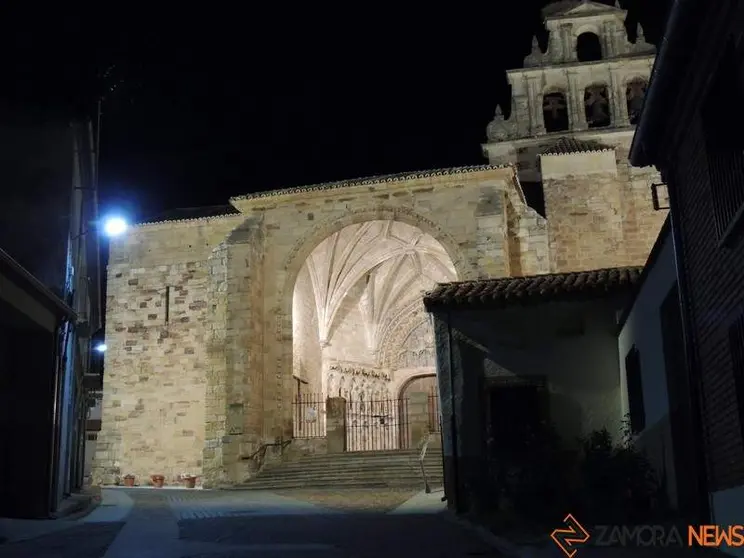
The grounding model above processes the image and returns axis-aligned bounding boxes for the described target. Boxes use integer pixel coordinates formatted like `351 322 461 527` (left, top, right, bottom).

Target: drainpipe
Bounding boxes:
666 173 712 524
446 311 461 513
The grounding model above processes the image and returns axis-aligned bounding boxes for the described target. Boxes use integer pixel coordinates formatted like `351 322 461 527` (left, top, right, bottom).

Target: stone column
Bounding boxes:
407 392 431 448
611 69 630 127
547 29 561 63
561 24 575 62
526 77 545 136
326 396 347 453
602 22 615 58
568 71 587 131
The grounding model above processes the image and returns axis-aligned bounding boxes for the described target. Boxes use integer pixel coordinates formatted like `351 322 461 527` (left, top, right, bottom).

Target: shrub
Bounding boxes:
488 420 664 526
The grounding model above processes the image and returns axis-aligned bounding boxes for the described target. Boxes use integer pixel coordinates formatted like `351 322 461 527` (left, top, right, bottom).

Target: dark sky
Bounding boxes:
1 1 670 224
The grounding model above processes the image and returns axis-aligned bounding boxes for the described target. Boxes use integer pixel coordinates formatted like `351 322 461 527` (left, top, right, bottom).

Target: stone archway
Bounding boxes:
399 374 438 400
288 216 460 446
277 207 471 438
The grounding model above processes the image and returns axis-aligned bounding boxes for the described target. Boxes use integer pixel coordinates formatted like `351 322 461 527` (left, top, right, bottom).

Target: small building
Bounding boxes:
0 108 103 517
423 266 641 514
0 249 78 518
628 0 744 539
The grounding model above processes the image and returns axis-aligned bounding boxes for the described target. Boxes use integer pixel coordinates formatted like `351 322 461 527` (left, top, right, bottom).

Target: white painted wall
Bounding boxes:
618 228 677 424
617 225 679 507
452 297 627 444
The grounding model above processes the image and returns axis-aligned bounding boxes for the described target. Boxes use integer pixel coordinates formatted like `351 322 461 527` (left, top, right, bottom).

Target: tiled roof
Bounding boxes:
423 266 642 310
541 137 614 156
140 204 240 225
229 164 512 202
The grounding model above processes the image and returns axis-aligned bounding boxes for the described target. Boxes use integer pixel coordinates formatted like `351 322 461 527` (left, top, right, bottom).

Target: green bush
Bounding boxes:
488 419 664 526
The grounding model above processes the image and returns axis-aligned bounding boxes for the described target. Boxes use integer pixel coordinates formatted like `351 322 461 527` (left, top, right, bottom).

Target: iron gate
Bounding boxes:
345 397 410 451
292 393 326 438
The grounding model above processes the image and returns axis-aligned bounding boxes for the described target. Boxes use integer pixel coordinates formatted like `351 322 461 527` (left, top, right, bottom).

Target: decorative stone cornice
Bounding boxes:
135 212 242 229
328 362 391 382
229 165 512 202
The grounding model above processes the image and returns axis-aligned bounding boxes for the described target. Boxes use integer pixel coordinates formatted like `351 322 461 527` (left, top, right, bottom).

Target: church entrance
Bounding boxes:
290 220 457 448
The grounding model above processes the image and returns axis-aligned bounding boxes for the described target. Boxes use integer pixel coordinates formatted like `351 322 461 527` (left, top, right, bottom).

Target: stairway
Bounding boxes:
232 449 444 490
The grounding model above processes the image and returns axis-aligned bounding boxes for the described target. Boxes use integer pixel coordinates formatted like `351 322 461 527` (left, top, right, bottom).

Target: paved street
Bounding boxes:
0 487 503 557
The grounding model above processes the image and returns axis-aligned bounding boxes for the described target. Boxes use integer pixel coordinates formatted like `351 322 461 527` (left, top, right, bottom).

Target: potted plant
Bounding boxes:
151 474 165 488
183 475 198 489
123 474 136 487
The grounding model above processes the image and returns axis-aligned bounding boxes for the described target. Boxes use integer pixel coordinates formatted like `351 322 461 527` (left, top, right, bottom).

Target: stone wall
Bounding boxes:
292 265 322 392
92 216 242 485
93 166 555 485
541 147 667 272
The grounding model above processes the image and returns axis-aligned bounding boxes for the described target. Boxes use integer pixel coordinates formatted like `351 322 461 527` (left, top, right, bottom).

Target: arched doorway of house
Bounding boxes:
290 219 456 450
398 373 440 446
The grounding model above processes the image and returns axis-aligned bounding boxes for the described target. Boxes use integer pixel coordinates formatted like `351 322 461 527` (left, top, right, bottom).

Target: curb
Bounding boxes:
51 487 102 520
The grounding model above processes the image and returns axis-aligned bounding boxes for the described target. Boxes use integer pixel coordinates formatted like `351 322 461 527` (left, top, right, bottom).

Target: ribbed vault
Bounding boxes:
298 220 457 354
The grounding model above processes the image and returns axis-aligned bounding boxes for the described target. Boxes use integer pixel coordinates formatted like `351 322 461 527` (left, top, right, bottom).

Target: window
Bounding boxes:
626 78 648 125
728 313 744 445
702 37 744 240
585 84 611 128
625 346 646 434
543 91 569 132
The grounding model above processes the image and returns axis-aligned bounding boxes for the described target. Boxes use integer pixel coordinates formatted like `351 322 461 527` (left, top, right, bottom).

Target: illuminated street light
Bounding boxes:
95 343 107 353
103 216 128 237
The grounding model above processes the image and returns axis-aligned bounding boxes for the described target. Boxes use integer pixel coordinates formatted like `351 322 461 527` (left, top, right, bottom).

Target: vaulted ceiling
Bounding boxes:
299 220 457 352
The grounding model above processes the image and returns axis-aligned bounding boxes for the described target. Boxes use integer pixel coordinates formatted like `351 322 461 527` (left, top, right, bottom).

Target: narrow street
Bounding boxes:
0 487 502 558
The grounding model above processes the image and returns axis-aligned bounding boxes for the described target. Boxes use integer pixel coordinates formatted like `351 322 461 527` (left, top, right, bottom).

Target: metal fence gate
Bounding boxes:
292 393 326 439
345 397 410 451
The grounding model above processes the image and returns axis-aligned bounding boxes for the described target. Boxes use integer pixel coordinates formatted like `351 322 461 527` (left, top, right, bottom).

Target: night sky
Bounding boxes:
2 1 670 224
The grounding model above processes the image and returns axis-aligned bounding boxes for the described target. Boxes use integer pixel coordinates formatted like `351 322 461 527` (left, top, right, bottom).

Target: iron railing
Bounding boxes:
292 393 326 438
346 397 410 451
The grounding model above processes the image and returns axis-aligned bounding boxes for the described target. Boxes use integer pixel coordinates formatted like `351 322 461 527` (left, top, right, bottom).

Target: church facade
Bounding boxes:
92 0 667 487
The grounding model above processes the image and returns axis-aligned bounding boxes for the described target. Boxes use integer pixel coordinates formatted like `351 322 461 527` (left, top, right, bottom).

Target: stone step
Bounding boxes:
235 448 444 491
287 453 442 466
232 476 441 490
264 460 441 472
255 467 443 478
255 468 443 482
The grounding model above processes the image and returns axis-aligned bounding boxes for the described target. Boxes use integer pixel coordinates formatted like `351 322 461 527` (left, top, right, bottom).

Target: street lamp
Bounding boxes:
102 216 128 237
94 343 107 353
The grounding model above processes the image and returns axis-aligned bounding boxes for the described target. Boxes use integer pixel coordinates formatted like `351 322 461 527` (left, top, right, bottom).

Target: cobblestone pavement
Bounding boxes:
271 488 420 513
0 488 502 558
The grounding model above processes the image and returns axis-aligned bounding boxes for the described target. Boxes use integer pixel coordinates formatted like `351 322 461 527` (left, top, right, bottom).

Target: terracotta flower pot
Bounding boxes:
151 474 165 488
184 476 197 489
123 476 135 487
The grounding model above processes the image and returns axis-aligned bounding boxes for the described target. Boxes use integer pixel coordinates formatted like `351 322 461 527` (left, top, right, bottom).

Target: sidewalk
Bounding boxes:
389 491 730 557
0 487 127 544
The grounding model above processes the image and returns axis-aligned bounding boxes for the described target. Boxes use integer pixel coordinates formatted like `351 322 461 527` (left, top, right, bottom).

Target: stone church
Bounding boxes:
92 0 666 487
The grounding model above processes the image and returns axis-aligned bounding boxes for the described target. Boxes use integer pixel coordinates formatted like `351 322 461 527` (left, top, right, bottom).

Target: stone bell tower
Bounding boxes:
482 0 666 272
